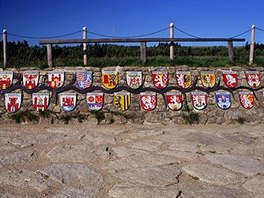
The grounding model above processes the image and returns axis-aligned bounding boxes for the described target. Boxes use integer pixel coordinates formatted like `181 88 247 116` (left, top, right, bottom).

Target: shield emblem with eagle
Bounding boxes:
191 91 208 110
222 70 238 88
200 71 216 88
140 92 157 111
165 91 183 111
102 70 118 89
126 71 142 89
239 92 254 109
0 71 13 90
23 71 39 89
114 91 131 111
5 93 22 113
152 70 168 89
48 71 64 89
245 71 261 88
175 71 192 89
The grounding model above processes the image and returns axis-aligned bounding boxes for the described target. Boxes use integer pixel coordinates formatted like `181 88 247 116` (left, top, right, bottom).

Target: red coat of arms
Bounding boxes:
239 92 254 109
222 70 238 88
86 92 104 111
165 92 183 111
152 71 168 89
48 71 64 89
0 71 13 89
140 92 157 111
5 93 22 113
23 71 39 89
245 71 261 88
59 93 77 112
32 93 49 111
191 92 208 110
126 71 142 89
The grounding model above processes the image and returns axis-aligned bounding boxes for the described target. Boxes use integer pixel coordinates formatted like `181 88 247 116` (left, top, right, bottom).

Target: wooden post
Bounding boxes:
83 26 88 65
47 44 53 67
227 41 234 62
3 29 7 68
249 25 255 65
170 23 174 60
140 42 146 65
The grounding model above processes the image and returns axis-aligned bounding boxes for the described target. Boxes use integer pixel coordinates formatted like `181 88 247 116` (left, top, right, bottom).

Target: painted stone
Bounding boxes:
87 92 104 111
5 93 22 113
175 71 192 89
76 71 93 89
222 70 238 88
126 71 142 89
245 71 261 88
0 71 13 89
114 91 131 111
59 93 77 112
165 91 183 111
23 71 39 89
191 91 208 110
102 70 118 89
200 71 216 88
152 70 168 89
215 91 232 110
32 92 49 111
239 92 254 109
140 92 157 111
48 71 64 89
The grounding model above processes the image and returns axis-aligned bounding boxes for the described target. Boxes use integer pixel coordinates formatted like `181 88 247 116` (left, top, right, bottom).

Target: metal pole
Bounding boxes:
83 26 88 65
170 23 174 60
249 24 255 65
3 29 7 68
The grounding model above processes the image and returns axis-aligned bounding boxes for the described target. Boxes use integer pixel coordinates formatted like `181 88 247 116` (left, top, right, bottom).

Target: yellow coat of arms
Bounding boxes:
114 91 131 111
200 71 216 88
102 70 118 89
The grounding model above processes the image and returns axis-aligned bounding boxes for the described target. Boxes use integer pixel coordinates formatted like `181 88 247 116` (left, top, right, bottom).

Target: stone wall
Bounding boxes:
0 66 263 125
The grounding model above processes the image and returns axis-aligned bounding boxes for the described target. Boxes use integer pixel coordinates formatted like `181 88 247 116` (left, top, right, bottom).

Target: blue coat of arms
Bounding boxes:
76 71 93 89
215 92 232 110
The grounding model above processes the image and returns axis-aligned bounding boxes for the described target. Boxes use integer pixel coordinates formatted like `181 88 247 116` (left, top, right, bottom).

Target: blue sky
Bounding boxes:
1 0 264 46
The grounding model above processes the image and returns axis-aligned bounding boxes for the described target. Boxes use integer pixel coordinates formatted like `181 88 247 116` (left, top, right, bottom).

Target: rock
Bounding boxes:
113 165 181 187
206 154 264 176
182 163 245 185
242 175 264 195
81 133 116 145
112 147 148 158
131 140 163 151
53 186 96 198
0 169 50 192
108 184 180 198
160 150 198 161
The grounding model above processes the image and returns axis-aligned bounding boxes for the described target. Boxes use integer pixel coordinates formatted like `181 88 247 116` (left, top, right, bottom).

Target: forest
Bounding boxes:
1 40 264 68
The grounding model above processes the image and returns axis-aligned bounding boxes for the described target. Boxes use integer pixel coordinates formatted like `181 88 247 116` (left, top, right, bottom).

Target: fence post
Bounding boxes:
83 26 88 66
47 44 53 67
140 42 147 65
249 24 255 65
3 29 7 68
227 41 234 62
170 23 174 60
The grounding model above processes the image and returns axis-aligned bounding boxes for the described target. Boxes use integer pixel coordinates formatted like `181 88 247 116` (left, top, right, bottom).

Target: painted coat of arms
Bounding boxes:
114 91 131 111
23 71 39 89
200 71 216 88
191 92 208 110
32 93 49 111
215 91 232 110
59 93 77 112
5 93 22 113
86 92 104 111
245 71 261 88
239 92 254 109
48 71 64 89
0 71 13 89
222 70 238 88
175 71 192 89
165 92 183 111
140 92 157 111
102 70 118 89
76 71 93 89
152 70 168 89
126 71 142 89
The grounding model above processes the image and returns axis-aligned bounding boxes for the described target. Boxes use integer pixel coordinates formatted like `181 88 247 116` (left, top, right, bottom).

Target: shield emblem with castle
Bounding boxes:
48 71 64 89
175 71 192 89
165 91 183 111
87 92 104 111
23 71 39 89
126 71 142 89
5 93 22 113
32 92 50 111
76 71 93 89
152 70 168 89
59 93 77 112
102 70 118 89
222 70 238 88
114 91 131 111
200 71 216 88
245 71 261 88
140 92 157 111
0 71 13 89
215 91 232 110
239 92 254 109
191 91 208 110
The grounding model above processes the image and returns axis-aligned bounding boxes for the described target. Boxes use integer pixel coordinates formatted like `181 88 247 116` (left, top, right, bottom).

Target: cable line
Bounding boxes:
256 27 264 32
230 28 251 38
7 30 82 39
174 26 200 38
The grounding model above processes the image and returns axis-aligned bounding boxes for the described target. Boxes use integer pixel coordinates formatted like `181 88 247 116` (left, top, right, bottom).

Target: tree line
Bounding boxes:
0 40 264 68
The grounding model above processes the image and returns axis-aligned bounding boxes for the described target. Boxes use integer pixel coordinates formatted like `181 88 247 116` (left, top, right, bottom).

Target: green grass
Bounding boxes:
9 110 39 123
182 112 200 125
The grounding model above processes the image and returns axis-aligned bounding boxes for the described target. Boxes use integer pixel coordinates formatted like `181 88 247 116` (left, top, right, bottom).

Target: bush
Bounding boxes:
182 112 199 124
